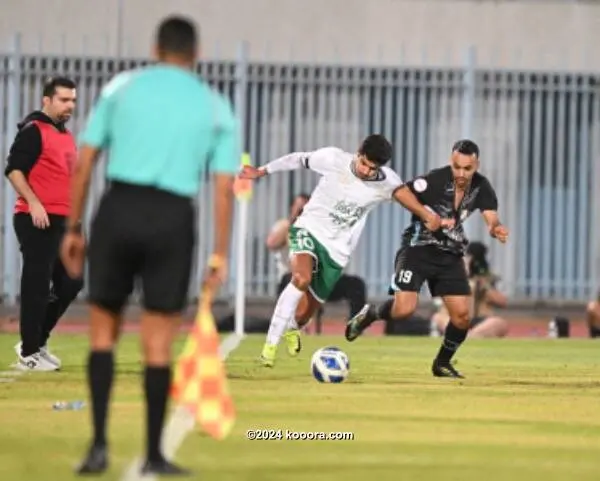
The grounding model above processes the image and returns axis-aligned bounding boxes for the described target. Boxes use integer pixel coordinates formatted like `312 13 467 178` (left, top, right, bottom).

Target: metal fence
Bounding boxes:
1 35 599 306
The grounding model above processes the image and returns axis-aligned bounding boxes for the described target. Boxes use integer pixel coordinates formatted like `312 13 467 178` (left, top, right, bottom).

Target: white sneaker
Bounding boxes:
13 352 58 371
14 342 62 369
39 345 62 369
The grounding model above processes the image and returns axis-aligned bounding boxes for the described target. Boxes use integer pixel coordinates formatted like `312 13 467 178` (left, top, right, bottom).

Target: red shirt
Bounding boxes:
4 112 77 216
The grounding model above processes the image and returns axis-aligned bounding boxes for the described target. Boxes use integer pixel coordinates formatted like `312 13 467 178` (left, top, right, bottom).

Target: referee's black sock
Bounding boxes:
88 351 114 447
590 326 600 338
144 365 171 462
435 321 468 364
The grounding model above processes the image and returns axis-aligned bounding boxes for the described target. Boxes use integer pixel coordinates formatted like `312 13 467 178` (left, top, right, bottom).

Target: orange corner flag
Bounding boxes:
171 284 235 440
233 152 253 200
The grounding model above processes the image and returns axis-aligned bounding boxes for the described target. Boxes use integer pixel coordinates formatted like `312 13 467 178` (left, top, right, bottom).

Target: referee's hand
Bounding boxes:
203 254 228 291
60 231 86 279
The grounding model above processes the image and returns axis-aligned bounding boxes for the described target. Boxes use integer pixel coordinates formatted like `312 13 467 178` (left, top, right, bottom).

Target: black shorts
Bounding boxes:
389 245 471 297
87 182 195 315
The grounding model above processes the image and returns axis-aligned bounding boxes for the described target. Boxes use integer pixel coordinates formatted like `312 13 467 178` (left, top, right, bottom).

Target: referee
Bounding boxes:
60 16 238 476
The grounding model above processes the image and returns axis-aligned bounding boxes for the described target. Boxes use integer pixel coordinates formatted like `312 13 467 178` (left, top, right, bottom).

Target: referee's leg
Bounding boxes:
76 200 137 475
137 203 194 476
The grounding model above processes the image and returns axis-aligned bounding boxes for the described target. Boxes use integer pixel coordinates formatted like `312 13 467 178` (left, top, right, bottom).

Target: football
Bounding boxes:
310 346 350 383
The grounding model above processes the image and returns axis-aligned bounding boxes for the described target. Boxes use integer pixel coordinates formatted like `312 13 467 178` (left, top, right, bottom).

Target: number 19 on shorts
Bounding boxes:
397 269 413 285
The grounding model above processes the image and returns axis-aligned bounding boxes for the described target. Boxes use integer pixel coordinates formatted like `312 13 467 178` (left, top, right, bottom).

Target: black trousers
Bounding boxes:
277 272 367 318
14 213 83 357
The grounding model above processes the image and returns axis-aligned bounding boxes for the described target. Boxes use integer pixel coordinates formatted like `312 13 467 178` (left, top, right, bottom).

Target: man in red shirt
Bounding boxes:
4 76 83 371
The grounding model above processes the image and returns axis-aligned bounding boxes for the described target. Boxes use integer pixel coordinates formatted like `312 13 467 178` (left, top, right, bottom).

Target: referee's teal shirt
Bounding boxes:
79 64 240 197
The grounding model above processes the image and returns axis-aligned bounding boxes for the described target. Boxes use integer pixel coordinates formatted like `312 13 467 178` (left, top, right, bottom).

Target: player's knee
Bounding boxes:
452 309 471 329
291 272 311 291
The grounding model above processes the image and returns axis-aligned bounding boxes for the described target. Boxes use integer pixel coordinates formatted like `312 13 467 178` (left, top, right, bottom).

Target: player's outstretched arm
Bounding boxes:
392 185 450 231
482 210 509 243
239 152 307 180
239 148 337 180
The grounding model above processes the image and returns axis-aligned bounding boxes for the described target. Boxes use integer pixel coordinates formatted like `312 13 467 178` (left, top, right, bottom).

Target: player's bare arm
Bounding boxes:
392 185 454 231
481 210 509 243
239 151 314 180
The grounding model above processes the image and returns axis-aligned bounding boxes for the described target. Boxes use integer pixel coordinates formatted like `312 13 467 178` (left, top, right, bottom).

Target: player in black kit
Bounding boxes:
345 139 509 378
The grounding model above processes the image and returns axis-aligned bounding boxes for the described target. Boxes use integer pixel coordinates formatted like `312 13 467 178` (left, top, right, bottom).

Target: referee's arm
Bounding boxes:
208 94 241 262
66 84 114 233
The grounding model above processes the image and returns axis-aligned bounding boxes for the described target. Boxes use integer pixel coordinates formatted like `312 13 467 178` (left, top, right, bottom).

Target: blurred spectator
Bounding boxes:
266 193 310 281
586 293 600 338
431 241 508 338
266 193 368 321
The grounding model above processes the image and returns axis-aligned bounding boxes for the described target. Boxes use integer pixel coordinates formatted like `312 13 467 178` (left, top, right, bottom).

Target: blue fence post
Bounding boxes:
461 45 477 242
2 33 22 307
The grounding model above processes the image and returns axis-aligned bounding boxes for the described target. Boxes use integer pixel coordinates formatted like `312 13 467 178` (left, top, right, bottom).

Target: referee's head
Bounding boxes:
154 15 199 66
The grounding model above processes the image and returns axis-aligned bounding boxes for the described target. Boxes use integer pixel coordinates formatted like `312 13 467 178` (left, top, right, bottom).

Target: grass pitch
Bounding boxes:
0 332 599 481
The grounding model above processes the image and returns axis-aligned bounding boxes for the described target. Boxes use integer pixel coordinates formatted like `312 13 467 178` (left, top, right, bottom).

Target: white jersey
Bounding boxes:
264 147 403 267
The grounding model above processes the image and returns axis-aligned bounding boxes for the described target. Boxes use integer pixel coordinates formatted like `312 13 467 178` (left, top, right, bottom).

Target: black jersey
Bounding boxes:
401 166 498 255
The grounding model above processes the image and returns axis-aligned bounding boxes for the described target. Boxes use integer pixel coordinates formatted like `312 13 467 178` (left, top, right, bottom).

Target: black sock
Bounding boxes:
88 351 114 447
435 321 468 364
376 300 394 322
144 366 171 462
590 326 600 338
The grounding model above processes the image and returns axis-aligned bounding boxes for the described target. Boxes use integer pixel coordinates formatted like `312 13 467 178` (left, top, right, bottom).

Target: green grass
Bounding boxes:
1 333 600 481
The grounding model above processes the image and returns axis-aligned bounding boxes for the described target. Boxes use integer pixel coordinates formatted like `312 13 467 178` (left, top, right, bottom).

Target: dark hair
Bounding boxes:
42 76 76 98
359 134 393 166
156 15 198 58
452 139 480 158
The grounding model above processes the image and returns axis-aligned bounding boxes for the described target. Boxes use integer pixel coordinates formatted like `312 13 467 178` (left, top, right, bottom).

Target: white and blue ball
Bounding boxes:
311 346 350 383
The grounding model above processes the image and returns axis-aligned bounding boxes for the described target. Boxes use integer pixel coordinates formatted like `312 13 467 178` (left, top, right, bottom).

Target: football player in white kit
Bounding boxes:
240 134 453 367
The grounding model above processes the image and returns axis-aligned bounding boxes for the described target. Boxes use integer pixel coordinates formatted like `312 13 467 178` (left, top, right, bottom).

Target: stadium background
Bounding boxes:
1 0 599 335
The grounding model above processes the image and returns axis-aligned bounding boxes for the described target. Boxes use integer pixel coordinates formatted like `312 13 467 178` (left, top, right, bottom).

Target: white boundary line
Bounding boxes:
0 369 25 383
0 372 23 383
121 333 244 481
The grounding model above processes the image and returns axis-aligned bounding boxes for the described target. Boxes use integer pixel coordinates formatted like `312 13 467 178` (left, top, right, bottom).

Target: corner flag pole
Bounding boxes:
233 153 253 337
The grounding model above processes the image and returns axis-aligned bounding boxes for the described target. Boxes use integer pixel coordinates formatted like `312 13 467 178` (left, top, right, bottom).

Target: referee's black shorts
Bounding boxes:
87 181 195 315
